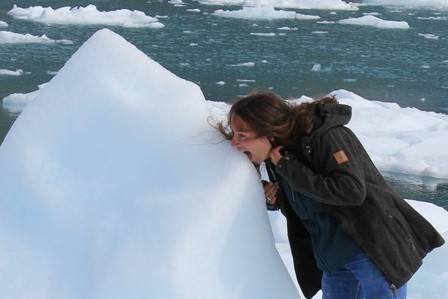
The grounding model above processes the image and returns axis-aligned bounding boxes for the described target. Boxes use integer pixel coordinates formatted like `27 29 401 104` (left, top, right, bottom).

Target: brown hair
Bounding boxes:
217 91 338 151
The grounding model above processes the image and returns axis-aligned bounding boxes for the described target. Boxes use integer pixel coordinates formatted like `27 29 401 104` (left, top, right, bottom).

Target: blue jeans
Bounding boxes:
322 253 407 299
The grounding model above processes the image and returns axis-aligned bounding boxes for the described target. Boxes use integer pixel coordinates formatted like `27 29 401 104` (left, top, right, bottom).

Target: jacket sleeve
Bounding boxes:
276 126 367 206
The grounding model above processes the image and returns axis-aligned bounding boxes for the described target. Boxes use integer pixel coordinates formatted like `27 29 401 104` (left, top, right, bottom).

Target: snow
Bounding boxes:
0 28 447 299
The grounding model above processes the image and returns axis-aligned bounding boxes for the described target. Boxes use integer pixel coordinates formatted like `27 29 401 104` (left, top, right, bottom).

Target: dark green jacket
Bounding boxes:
271 103 445 299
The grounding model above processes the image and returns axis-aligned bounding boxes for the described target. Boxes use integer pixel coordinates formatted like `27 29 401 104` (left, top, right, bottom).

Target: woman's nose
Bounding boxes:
230 136 239 147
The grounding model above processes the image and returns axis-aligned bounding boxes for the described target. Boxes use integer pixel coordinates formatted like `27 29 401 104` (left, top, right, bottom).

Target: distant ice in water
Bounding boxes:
278 27 298 30
230 62 255 67
0 69 23 76
237 79 256 83
212 5 320 20
418 33 439 40
250 32 276 36
363 0 448 8
0 31 73 44
7 4 164 28
338 15 410 29
311 64 322 71
311 64 332 72
200 0 359 10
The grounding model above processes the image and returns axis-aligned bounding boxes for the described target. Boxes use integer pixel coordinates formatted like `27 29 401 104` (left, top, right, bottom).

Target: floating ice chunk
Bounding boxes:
230 62 255 67
213 6 319 20
250 32 276 36
311 64 321 71
311 63 332 72
0 28 299 299
277 26 298 30
200 0 358 10
0 69 23 76
0 31 73 44
418 33 439 40
363 0 448 9
338 15 410 29
7 4 164 28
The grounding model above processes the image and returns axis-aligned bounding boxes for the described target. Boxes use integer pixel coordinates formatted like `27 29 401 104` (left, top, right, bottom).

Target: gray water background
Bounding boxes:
0 0 447 209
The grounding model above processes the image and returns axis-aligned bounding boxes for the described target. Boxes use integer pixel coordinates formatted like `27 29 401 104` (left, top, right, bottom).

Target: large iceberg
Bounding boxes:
0 29 298 299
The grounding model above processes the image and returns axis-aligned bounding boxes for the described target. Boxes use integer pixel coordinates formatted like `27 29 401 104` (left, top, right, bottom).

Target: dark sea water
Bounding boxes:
0 0 447 209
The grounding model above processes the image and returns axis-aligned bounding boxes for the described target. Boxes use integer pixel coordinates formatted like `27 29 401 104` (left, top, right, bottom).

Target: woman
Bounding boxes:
218 91 444 299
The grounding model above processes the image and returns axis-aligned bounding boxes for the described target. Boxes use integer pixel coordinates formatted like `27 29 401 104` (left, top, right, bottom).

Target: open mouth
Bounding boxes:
243 151 253 160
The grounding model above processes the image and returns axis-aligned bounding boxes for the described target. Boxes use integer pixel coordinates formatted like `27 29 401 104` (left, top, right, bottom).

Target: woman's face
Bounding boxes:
229 115 272 165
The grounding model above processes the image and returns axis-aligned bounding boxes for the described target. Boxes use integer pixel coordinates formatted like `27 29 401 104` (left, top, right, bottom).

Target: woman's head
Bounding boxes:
224 91 291 164
229 91 291 141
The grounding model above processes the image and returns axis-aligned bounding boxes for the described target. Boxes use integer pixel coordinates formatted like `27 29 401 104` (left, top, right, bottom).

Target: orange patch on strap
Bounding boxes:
333 150 348 165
